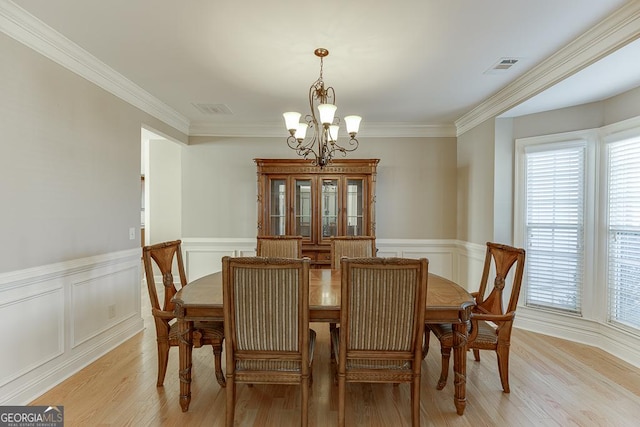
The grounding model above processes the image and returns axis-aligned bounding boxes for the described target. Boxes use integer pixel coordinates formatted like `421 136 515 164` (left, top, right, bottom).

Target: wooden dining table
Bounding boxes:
173 269 474 415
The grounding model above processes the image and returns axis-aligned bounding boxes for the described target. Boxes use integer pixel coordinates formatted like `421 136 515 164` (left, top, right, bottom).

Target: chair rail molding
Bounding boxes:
181 237 475 286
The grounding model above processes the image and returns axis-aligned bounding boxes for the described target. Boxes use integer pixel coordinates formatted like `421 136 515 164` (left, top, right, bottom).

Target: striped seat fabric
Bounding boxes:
329 236 376 269
332 257 428 427
222 256 314 426
256 235 303 258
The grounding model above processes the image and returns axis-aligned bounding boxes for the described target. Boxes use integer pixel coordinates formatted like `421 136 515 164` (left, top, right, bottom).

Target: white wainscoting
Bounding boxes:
182 238 640 368
181 238 485 290
0 248 143 405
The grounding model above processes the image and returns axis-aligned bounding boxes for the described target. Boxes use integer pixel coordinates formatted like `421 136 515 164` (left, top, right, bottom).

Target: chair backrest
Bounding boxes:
142 240 187 314
256 235 303 258
330 236 376 269
475 242 526 316
222 256 310 373
339 257 428 366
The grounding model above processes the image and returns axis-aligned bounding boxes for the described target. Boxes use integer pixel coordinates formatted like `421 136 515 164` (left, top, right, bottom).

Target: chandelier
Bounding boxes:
283 48 361 168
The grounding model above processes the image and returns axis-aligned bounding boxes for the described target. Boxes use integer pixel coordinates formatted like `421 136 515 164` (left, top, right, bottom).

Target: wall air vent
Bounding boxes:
484 57 521 74
192 103 233 115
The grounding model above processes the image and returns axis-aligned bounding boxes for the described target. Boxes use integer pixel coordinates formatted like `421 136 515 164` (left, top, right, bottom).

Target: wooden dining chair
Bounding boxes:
256 235 303 258
222 256 315 427
142 240 225 387
328 236 377 358
332 257 429 427
424 242 525 393
329 236 377 269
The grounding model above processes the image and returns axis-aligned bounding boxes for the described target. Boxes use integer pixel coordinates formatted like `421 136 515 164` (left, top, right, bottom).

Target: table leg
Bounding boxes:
452 321 467 415
178 318 193 412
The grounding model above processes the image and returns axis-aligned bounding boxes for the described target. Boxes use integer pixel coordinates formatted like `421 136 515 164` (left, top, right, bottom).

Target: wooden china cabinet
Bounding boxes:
255 158 379 268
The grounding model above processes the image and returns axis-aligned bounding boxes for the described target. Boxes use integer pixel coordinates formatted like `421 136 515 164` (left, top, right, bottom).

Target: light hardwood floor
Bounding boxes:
31 285 640 426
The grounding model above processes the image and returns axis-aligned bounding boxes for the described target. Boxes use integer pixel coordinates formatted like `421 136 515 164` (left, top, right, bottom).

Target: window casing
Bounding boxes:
516 119 640 336
518 140 587 314
605 134 640 331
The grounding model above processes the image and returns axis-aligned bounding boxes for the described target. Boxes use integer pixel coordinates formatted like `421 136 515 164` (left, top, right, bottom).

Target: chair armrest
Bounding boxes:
468 311 516 342
471 311 515 323
151 308 175 320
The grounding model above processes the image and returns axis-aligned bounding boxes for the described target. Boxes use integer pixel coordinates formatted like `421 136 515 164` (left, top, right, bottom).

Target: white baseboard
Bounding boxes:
515 306 640 369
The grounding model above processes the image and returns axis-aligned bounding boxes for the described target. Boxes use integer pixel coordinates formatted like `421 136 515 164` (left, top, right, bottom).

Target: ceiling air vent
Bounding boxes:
192 103 233 115
484 57 521 74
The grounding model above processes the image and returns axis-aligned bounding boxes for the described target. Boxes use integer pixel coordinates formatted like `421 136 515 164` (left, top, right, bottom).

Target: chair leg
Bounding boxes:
213 343 226 387
225 375 235 427
329 322 337 360
156 341 170 387
422 329 431 360
436 346 451 390
411 374 421 426
331 359 338 385
338 374 346 427
473 348 481 361
301 376 309 426
496 345 511 393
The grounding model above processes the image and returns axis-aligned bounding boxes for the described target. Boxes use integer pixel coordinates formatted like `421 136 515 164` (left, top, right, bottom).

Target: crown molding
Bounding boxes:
189 121 457 138
455 1 640 136
0 0 190 134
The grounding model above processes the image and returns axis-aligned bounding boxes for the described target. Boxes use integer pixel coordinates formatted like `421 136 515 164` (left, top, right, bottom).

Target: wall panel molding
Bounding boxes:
0 248 143 405
0 288 64 387
182 236 640 369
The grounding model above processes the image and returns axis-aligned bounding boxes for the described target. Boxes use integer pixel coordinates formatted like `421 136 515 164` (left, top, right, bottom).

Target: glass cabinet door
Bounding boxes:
269 179 287 235
321 178 339 239
346 178 364 236
294 179 312 239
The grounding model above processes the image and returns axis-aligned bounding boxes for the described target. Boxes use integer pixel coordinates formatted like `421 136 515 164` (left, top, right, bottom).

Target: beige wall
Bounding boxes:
147 139 183 244
456 119 495 244
458 83 640 249
183 136 458 239
604 85 640 125
0 32 186 273
494 118 514 244
512 102 604 140
513 86 640 138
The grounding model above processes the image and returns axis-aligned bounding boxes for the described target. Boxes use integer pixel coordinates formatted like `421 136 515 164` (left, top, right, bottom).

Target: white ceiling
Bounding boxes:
6 0 640 136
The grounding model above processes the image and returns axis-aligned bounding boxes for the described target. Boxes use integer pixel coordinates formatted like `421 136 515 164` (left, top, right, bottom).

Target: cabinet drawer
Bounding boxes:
317 252 332 261
302 251 317 261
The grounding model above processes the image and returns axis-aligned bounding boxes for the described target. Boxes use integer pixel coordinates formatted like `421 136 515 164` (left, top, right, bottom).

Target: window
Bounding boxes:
520 141 586 313
516 119 640 337
606 135 640 330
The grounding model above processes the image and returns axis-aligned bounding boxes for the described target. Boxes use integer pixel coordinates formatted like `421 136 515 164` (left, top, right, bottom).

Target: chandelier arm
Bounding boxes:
325 86 335 107
332 137 360 153
288 135 315 155
283 48 361 168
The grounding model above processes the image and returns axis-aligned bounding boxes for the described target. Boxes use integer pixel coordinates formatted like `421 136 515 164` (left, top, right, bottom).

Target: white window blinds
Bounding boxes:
524 144 585 313
607 137 640 330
